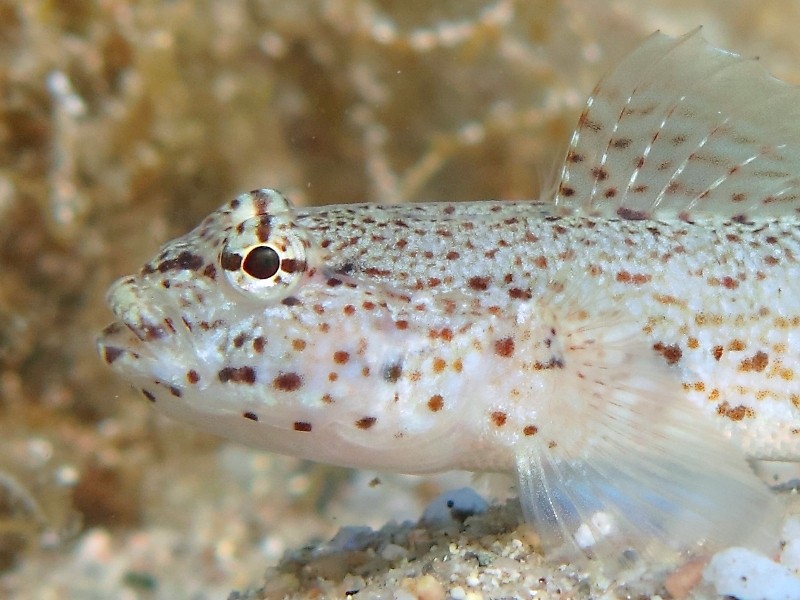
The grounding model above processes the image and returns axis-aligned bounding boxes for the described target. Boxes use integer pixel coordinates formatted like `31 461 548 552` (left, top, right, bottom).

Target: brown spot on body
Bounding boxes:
653 342 682 365
333 351 350 364
253 337 266 353
294 421 312 432
712 345 723 361
491 411 508 427
616 271 651 285
273 372 302 391
356 416 376 430
446 250 460 260
534 357 565 370
717 401 755 421
429 328 454 341
740 351 768 372
508 288 532 300
523 425 538 436
156 250 205 273
428 395 444 412
142 389 156 402
243 412 259 421
728 339 746 351
187 370 200 384
202 264 217 279
218 366 257 384
432 358 446 373
494 338 515 357
255 216 271 243
383 363 402 383
292 339 306 351
468 276 490 291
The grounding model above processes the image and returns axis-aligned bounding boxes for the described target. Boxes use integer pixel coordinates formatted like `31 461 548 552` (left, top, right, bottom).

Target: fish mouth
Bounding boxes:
96 276 171 370
97 319 149 366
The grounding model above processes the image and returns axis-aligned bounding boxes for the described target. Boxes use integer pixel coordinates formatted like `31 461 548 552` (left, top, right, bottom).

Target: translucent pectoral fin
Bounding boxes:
515 298 782 568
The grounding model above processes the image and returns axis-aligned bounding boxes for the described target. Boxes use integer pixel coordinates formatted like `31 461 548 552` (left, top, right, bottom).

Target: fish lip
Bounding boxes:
96 318 154 367
97 276 170 367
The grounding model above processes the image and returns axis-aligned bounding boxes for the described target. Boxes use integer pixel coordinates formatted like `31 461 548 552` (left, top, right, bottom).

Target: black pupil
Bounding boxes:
242 246 280 279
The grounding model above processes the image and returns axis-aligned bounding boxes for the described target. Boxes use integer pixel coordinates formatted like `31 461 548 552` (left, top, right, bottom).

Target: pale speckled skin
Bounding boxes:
99 30 800 564
100 195 800 462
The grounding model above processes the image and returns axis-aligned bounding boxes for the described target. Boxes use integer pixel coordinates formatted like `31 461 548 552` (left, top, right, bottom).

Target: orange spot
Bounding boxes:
717 401 755 421
494 338 515 357
739 351 768 373
491 411 508 427
653 342 682 365
432 358 446 373
427 395 444 412
728 339 746 352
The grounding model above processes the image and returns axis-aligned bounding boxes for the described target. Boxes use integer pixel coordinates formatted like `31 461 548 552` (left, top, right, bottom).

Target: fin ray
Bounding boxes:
555 28 800 221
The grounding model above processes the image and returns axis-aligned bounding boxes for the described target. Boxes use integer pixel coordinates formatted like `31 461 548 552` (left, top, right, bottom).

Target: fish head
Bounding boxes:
97 189 323 412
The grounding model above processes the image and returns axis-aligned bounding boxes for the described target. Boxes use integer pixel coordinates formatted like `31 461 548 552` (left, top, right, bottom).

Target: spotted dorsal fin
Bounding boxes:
554 29 800 222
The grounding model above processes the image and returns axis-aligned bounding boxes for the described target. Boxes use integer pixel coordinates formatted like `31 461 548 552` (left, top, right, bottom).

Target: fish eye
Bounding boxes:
242 245 280 279
221 213 309 301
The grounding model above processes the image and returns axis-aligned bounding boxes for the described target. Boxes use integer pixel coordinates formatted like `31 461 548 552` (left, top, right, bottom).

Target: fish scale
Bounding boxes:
98 29 800 568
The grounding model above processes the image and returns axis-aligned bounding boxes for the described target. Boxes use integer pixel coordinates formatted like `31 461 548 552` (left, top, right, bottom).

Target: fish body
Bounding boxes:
99 30 800 564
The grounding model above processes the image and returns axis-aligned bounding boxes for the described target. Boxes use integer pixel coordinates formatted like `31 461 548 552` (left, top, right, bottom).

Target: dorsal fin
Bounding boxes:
554 29 800 222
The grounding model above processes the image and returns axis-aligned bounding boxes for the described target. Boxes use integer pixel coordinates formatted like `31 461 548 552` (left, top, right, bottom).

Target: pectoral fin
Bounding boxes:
514 291 781 568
